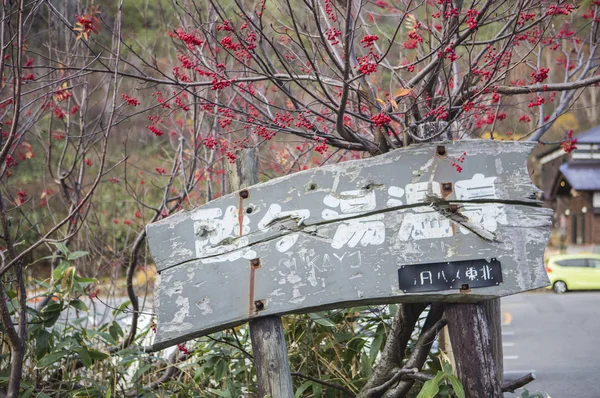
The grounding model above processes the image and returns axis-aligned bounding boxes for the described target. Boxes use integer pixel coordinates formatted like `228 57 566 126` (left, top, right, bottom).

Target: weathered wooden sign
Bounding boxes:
146 140 552 349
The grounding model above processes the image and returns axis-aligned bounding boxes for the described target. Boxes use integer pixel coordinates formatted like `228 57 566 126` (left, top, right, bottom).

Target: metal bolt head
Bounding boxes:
239 189 249 199
442 182 453 191
436 145 447 156
250 258 261 268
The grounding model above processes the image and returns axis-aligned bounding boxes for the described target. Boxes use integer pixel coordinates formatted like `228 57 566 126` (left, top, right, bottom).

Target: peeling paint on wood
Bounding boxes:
146 141 552 350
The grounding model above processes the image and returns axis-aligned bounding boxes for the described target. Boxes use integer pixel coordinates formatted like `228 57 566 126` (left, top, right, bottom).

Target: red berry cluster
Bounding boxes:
531 67 550 83
169 29 203 47
519 114 531 123
326 28 342 45
360 35 379 48
465 9 480 29
177 343 190 354
314 137 328 154
203 136 218 150
121 94 140 106
450 152 467 173
216 20 234 32
226 151 237 163
528 95 545 108
370 112 391 128
546 4 574 16
324 0 336 22
146 115 164 136
561 130 578 153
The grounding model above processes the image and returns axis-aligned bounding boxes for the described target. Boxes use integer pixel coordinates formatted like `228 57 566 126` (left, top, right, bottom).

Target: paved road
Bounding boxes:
501 291 600 397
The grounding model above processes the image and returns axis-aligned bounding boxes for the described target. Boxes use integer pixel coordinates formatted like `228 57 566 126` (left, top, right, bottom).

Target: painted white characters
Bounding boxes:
258 204 310 252
191 173 507 258
192 206 257 263
322 190 385 249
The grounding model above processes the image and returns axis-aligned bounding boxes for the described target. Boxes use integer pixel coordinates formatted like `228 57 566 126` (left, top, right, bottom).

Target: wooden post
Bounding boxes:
227 149 294 398
249 316 295 397
483 298 503 379
444 303 502 398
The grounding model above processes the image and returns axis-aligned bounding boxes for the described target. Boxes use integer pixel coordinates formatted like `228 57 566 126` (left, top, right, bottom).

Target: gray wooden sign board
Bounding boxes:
146 140 552 349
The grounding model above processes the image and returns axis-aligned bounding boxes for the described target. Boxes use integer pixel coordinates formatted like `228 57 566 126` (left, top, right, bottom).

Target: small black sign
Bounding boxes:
397 258 502 293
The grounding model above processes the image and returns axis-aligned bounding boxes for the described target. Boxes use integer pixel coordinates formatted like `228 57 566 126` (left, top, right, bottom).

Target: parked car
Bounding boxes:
545 253 600 293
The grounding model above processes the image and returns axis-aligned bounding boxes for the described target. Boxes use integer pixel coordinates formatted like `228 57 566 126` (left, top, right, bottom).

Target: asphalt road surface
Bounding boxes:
501 291 600 397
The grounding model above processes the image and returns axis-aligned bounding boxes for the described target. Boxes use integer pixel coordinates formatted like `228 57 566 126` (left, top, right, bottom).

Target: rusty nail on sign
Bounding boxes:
460 284 471 293
251 258 261 268
254 300 265 311
436 145 447 156
441 182 453 199
239 189 249 199
448 204 459 213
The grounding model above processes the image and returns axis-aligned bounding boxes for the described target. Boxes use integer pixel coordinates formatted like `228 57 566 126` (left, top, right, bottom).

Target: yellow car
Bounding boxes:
545 254 600 294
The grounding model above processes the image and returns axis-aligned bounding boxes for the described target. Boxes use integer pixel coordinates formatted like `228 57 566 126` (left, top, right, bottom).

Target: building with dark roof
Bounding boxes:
538 126 600 252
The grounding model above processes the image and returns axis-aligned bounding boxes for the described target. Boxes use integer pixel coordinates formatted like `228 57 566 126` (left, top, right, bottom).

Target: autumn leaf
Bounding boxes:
74 6 101 41
405 13 417 32
394 88 413 98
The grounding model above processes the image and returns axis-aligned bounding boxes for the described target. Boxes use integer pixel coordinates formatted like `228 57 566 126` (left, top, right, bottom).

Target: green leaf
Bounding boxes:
343 337 366 368
215 358 227 381
52 261 69 281
88 349 109 361
309 313 336 328
112 300 131 317
360 350 373 377
70 299 89 312
37 351 67 368
73 347 92 368
416 371 445 398
448 375 465 398
67 251 89 261
52 242 69 257
74 277 97 286
88 330 117 345
208 389 230 397
40 300 63 328
295 381 312 398
132 363 153 383
104 387 112 398
35 330 51 360
312 382 322 398
20 386 34 398
369 329 384 364
109 321 124 341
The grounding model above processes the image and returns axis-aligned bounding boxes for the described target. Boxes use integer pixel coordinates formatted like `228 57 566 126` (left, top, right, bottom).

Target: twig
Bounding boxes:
501 372 536 393
291 372 355 397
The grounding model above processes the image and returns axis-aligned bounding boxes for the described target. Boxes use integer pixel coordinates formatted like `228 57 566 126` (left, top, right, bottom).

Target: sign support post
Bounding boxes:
226 148 294 398
444 302 502 396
